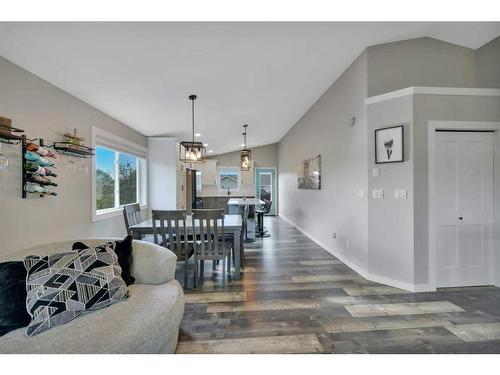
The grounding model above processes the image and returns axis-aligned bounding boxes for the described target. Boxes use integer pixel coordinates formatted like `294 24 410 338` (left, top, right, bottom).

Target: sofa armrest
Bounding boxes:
131 240 177 284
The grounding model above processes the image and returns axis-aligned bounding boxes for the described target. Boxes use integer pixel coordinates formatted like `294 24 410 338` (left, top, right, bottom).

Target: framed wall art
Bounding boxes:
375 125 404 164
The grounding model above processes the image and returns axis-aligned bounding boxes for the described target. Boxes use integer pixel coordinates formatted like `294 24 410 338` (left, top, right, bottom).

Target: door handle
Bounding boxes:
458 217 463 220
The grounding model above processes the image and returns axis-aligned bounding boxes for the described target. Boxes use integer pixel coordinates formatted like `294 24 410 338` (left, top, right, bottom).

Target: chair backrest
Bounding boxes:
123 204 143 235
191 209 226 257
265 200 273 214
152 210 190 259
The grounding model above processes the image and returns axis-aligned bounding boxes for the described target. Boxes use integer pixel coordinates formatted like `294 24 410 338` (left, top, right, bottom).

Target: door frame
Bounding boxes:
255 166 278 215
428 121 500 290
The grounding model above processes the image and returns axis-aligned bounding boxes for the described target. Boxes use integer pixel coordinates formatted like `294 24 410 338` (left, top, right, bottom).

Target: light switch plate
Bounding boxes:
358 188 365 198
372 189 384 199
394 189 407 200
372 167 380 177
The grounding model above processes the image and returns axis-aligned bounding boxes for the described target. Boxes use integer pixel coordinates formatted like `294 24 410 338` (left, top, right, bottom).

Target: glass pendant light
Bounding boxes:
179 94 206 163
240 124 252 171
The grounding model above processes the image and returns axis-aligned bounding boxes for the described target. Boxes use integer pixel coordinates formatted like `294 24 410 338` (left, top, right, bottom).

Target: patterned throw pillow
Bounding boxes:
23 243 129 337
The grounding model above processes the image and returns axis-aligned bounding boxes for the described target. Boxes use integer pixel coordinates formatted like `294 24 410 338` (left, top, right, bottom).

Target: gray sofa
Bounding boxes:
0 239 185 354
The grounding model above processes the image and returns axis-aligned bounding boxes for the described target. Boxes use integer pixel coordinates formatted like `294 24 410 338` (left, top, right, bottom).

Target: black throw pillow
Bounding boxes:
0 261 31 337
72 235 135 286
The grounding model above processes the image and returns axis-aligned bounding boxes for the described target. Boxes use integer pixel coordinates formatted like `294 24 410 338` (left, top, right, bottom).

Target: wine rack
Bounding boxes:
22 137 58 198
0 122 24 145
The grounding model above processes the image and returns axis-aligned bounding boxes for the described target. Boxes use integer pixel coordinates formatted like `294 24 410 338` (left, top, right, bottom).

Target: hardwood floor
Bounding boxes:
175 217 500 353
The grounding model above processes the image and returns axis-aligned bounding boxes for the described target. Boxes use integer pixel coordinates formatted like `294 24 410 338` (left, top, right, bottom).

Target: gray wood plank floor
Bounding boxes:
175 217 500 354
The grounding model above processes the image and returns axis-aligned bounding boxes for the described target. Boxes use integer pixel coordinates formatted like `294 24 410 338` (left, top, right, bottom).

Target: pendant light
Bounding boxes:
240 124 252 171
179 94 206 163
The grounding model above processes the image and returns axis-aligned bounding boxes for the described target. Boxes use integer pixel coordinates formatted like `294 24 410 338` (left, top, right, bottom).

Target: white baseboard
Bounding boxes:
279 214 435 292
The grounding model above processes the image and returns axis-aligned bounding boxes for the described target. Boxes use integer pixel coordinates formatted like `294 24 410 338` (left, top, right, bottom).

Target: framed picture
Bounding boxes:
375 125 404 164
298 155 321 190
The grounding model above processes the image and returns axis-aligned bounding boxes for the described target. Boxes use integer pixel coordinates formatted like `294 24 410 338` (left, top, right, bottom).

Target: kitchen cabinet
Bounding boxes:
201 160 218 185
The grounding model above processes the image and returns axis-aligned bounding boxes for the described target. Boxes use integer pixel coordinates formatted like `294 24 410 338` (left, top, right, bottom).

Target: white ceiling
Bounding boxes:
0 22 498 155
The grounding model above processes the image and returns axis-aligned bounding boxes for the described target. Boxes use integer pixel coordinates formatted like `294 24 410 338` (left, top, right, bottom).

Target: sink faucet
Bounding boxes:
227 187 231 196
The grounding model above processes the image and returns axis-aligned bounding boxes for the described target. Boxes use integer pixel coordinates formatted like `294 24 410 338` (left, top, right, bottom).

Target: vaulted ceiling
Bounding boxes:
0 22 498 154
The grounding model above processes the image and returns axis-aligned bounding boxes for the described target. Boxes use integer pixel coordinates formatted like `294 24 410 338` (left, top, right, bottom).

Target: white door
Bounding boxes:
436 131 494 287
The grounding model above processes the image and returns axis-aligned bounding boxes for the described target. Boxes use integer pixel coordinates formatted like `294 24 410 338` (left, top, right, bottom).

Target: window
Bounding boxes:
92 127 147 221
218 168 241 192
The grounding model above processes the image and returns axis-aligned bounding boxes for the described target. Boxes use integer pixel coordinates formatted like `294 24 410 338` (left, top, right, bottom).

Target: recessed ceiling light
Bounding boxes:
208 150 213 153
203 143 208 147
195 133 201 137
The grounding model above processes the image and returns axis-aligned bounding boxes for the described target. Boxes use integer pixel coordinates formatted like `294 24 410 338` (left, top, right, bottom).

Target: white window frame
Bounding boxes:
92 127 148 222
217 166 241 193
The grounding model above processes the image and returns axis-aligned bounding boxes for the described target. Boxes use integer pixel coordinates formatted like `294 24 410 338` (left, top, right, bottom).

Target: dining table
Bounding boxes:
128 214 244 280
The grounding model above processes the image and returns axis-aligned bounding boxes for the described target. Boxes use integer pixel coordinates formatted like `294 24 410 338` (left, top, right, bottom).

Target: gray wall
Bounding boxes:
476 36 500 88
366 96 414 285
412 95 500 284
0 56 147 254
278 35 500 289
366 37 477 97
208 143 278 168
279 52 368 270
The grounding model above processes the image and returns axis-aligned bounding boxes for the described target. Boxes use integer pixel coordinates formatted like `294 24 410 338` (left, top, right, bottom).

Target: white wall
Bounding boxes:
148 137 177 210
0 56 147 254
279 51 369 271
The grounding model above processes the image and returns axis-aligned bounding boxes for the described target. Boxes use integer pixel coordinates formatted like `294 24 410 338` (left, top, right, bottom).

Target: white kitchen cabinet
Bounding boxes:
201 160 218 185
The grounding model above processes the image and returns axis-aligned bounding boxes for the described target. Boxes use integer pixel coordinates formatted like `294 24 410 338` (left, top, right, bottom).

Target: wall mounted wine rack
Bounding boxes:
22 137 58 198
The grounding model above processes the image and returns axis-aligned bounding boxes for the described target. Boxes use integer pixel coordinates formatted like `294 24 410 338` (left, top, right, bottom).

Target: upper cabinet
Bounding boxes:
201 159 218 185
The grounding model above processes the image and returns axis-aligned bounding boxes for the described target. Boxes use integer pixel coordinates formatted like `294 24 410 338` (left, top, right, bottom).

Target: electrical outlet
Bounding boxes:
346 240 350 248
332 233 337 239
358 188 365 198
394 189 408 200
372 189 384 199
372 167 380 177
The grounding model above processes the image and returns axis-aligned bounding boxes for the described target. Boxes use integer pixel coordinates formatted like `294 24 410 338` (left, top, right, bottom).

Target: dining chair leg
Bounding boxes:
184 258 189 289
222 256 226 286
193 256 198 289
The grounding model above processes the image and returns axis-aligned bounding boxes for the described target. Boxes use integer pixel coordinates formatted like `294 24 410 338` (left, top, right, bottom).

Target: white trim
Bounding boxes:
279 214 433 292
92 126 147 158
428 121 500 289
365 87 500 105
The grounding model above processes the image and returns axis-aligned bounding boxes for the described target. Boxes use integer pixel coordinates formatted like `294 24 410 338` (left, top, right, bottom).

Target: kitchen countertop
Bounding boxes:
200 195 255 198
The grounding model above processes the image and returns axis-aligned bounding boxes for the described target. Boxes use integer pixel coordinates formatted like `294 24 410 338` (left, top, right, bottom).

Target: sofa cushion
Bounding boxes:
0 281 184 354
72 235 135 286
24 243 129 336
0 262 31 337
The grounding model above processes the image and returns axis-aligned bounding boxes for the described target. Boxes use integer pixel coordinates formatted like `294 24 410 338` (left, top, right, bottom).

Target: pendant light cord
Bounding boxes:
243 124 248 148
192 97 195 143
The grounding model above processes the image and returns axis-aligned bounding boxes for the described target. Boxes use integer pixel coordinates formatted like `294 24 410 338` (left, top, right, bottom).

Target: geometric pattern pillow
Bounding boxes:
23 243 129 337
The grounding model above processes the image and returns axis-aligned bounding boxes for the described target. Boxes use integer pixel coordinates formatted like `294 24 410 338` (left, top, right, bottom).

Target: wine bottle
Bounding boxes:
24 182 57 196
24 151 55 167
26 173 58 186
25 161 58 177
26 143 56 158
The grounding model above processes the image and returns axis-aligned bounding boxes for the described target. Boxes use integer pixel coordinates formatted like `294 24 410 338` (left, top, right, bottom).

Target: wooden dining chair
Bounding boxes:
123 203 143 235
152 210 194 289
191 209 232 288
